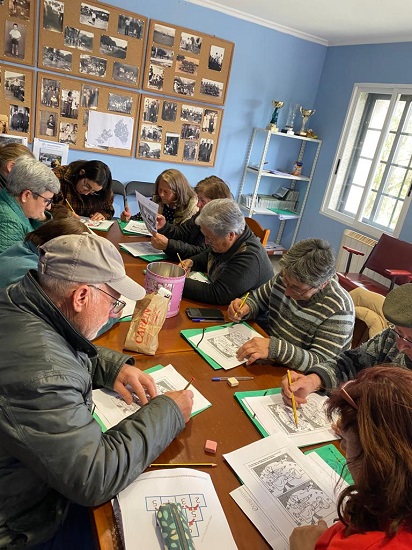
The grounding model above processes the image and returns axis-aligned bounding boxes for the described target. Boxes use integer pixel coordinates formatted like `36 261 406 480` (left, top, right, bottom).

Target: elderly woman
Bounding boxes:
0 142 34 189
52 159 114 220
181 198 273 304
228 238 354 372
0 156 60 253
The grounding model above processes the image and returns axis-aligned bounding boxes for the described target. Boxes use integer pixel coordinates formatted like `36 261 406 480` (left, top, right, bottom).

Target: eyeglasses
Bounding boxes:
282 272 314 297
389 324 412 346
88 285 126 314
340 381 358 410
31 191 53 207
82 180 101 195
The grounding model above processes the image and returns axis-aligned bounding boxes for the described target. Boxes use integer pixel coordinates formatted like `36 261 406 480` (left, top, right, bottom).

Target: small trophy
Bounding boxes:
267 100 284 132
298 107 316 136
284 103 300 135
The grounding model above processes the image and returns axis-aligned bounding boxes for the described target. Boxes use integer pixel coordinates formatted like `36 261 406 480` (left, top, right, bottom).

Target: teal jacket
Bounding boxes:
0 188 42 253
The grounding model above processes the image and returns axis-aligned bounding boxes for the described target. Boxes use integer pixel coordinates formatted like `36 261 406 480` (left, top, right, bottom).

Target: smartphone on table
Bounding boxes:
186 308 225 321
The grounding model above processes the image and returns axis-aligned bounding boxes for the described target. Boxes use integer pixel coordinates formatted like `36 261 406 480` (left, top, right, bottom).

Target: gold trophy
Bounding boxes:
299 107 316 136
267 100 284 132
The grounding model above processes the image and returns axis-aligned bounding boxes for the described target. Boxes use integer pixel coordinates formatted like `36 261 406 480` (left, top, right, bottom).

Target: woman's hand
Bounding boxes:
180 259 193 274
120 206 131 222
289 520 328 550
90 212 106 221
151 232 168 250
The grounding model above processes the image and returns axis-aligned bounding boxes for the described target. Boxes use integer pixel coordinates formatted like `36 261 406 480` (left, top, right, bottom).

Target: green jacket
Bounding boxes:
0 271 185 547
0 188 42 253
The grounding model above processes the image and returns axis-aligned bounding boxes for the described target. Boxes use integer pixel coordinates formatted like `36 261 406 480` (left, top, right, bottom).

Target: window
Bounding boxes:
321 84 412 238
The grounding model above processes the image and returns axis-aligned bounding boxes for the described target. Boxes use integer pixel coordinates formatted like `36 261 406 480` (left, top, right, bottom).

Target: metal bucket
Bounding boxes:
144 262 186 318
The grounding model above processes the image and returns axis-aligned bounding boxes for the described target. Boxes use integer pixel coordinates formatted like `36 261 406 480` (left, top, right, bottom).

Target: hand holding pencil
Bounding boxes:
227 292 250 321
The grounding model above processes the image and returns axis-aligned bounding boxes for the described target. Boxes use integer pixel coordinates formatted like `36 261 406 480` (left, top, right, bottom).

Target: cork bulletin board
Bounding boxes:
35 71 140 156
136 93 223 166
0 0 36 66
38 0 147 89
142 19 234 106
0 63 34 141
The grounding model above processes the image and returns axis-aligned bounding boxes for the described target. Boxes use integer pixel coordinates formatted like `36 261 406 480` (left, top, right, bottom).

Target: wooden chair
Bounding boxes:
245 217 270 246
337 233 412 296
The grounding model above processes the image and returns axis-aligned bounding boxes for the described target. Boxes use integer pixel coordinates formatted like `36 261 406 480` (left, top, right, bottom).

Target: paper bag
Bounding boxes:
123 292 169 355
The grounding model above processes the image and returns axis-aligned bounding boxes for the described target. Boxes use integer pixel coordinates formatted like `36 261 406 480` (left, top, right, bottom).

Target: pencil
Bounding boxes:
287 369 299 428
123 196 129 209
235 291 250 317
149 463 217 468
65 198 75 214
183 377 195 390
177 253 184 268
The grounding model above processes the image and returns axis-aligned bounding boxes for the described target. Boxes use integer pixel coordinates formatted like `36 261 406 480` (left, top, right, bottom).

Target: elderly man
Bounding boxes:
228 238 354 372
281 282 412 405
0 233 193 547
181 198 273 304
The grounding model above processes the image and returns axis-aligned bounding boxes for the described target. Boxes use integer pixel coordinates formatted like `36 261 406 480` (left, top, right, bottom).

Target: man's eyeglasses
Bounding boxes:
82 180 101 195
31 191 53 207
282 272 314 297
340 381 358 410
389 324 412 346
88 285 126 314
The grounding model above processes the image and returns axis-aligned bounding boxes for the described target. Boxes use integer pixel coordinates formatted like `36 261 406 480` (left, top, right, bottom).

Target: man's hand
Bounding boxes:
227 298 250 321
289 520 328 550
156 214 166 230
114 364 158 405
281 372 322 407
236 337 269 365
151 232 168 250
180 259 193 274
90 212 106 221
163 390 194 423
120 206 131 222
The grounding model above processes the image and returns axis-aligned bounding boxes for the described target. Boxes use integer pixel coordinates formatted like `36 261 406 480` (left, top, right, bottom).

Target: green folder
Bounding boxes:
119 243 165 262
305 444 353 484
117 219 148 235
234 388 280 436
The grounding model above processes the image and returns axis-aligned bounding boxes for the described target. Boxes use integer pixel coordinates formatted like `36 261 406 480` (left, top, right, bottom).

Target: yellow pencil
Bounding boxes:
287 369 299 428
149 463 217 468
235 291 249 317
65 198 75 214
177 253 184 268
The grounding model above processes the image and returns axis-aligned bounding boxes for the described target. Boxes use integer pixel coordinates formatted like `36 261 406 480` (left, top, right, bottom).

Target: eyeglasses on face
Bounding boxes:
282 272 314 297
340 381 358 410
82 180 101 195
31 191 53 207
389 324 412 346
88 285 126 314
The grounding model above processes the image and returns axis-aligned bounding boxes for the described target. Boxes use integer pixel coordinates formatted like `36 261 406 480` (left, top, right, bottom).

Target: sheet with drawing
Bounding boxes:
79 217 115 231
123 220 152 235
135 190 159 235
117 468 237 549
119 241 166 258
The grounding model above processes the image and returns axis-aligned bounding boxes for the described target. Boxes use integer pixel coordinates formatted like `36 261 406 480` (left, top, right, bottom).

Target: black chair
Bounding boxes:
126 180 155 198
111 179 126 198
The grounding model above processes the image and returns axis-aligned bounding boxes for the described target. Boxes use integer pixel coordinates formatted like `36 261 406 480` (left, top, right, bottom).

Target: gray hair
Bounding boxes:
7 156 60 196
195 198 245 236
280 238 336 287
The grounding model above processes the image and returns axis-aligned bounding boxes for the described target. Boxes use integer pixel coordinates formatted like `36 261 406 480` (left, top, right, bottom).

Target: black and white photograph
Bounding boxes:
140 124 162 142
41 77 60 107
64 26 93 51
42 47 72 71
38 151 63 167
4 21 26 59
118 15 143 39
180 32 202 55
108 93 132 114
202 109 218 133
81 84 98 108
173 76 195 96
183 141 198 162
4 70 25 102
59 121 77 144
82 109 89 127
43 0 64 33
163 132 179 156
208 45 224 71
175 54 199 76
200 78 223 98
161 101 177 122
153 23 175 47
79 54 106 77
9 0 30 20
138 141 160 159
80 3 109 30
113 62 138 85
100 35 127 59
198 138 213 162
148 64 164 90
142 98 159 123
9 104 29 133
180 104 203 123
61 89 79 118
181 123 200 140
39 110 57 137
150 45 173 67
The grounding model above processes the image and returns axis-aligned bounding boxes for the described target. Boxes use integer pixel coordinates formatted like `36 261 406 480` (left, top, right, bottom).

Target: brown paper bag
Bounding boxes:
123 292 169 355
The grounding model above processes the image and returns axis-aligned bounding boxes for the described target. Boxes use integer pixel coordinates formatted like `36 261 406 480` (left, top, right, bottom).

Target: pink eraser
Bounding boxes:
204 439 217 454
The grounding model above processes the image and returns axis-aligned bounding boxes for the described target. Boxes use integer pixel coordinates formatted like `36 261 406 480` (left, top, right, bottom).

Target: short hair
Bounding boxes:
0 142 34 174
66 160 112 190
154 169 196 209
194 175 232 200
327 365 412 537
7 156 60 196
25 218 87 247
280 238 335 287
195 198 245 236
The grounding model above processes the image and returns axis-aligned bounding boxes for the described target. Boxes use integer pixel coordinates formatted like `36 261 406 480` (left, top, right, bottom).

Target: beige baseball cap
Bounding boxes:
38 233 145 300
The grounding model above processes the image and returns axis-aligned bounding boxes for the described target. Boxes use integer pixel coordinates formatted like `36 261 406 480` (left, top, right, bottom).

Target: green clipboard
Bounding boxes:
119 243 166 262
305 444 353 484
234 388 280 436
117 219 149 235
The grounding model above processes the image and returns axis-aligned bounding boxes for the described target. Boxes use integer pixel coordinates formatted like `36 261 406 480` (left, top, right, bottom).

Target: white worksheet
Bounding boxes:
123 220 152 235
120 241 166 258
135 190 159 235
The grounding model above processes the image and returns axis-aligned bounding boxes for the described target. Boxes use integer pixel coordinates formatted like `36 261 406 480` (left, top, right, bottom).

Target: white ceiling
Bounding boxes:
186 0 412 46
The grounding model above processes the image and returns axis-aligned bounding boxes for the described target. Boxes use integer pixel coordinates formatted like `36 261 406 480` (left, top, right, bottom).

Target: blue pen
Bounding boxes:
192 319 217 322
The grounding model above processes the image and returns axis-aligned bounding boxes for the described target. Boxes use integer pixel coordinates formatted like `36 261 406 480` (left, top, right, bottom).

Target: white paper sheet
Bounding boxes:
87 111 134 150
33 138 69 166
123 220 152 235
135 191 159 235
187 271 209 283
78 217 114 231
119 241 166 258
118 469 237 549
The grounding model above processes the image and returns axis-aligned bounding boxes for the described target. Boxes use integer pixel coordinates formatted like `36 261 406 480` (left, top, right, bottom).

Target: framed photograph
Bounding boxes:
136 94 223 166
0 63 34 141
0 0 35 65
4 20 27 60
143 20 234 105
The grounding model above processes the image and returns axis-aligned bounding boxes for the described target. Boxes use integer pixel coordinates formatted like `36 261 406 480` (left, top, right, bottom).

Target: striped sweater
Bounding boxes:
244 272 354 372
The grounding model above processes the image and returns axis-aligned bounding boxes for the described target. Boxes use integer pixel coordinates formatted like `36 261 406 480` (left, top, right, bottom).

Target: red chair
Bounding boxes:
337 233 412 296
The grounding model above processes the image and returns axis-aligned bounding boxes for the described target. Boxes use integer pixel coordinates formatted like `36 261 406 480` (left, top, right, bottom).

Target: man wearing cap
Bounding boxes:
281 283 412 405
0 233 193 547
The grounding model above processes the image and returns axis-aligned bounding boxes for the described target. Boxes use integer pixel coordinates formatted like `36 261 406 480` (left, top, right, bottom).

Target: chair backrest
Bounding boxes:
126 180 155 198
111 179 126 197
245 217 270 246
361 233 412 284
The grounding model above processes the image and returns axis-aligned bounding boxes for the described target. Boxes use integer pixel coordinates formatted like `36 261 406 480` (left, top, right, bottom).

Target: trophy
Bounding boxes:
284 103 300 135
267 100 284 132
298 107 316 136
